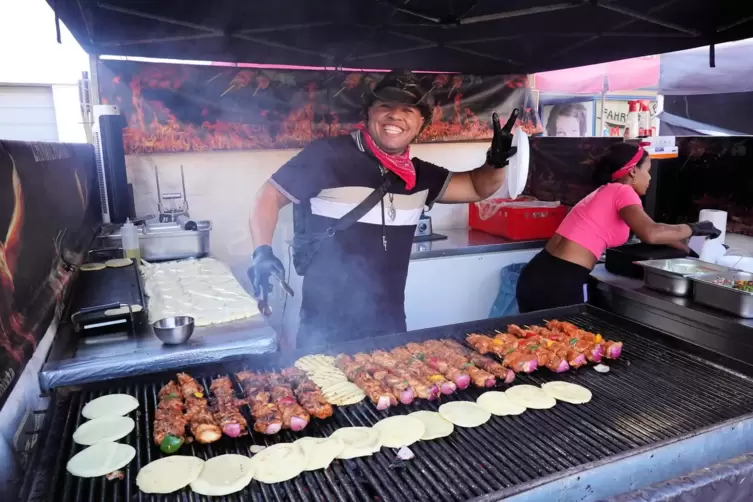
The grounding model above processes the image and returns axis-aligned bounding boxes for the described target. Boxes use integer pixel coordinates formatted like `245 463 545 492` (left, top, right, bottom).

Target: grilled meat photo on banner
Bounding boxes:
97 60 542 154
0 141 100 408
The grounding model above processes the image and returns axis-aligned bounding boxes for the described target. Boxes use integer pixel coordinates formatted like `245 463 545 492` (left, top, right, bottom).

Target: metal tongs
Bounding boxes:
257 274 294 317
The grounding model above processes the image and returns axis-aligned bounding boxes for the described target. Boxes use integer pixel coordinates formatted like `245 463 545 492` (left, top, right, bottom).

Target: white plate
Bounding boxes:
507 126 530 199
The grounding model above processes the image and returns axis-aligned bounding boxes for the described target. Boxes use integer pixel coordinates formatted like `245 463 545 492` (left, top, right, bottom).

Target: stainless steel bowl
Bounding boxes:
152 316 195 344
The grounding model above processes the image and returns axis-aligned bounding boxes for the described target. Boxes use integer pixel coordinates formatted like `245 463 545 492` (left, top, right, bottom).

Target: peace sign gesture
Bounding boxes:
486 108 520 168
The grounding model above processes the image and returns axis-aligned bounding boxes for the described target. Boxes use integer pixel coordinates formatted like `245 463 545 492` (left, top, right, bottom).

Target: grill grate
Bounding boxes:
24 309 753 502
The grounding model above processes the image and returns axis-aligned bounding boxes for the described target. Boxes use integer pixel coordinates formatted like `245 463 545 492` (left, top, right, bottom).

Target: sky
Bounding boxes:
0 0 89 85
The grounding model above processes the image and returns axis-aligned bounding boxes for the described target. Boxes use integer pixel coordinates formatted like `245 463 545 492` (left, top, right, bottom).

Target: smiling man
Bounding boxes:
248 70 519 349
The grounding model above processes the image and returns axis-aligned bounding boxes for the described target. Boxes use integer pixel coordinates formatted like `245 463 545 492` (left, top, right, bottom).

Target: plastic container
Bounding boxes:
469 199 568 241
120 219 141 261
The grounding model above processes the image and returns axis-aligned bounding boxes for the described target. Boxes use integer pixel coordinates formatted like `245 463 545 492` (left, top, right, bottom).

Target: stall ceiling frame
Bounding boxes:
51 0 753 75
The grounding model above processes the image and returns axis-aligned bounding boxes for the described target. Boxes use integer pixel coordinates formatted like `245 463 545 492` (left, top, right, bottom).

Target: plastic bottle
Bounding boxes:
121 218 141 262
625 100 640 139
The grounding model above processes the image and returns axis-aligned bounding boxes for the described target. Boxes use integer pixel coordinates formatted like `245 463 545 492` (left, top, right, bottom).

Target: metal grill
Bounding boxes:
22 308 753 502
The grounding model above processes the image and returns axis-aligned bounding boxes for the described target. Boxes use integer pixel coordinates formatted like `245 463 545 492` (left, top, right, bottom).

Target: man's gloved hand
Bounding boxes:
689 221 722 239
247 245 285 301
486 108 520 168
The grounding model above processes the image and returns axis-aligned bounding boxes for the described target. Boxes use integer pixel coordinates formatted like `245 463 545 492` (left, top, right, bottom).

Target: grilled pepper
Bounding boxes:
160 434 184 454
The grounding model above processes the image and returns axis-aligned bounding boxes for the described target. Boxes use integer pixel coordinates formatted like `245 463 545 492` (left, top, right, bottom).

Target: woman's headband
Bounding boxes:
610 148 645 180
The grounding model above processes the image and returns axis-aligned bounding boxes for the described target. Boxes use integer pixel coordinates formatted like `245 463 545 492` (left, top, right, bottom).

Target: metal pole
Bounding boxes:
600 76 608 136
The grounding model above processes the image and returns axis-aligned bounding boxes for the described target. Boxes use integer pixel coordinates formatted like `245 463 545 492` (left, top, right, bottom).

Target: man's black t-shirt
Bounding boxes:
270 133 452 347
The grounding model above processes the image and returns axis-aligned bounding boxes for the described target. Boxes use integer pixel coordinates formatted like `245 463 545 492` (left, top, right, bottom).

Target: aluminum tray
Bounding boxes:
102 220 211 261
691 271 753 318
635 259 729 296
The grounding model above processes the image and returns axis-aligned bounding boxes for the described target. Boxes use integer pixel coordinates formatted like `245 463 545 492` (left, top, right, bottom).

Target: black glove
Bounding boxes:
486 109 520 168
247 245 285 301
688 221 722 239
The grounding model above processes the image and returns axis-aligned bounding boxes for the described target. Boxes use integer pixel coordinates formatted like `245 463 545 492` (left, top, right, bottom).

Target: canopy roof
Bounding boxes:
50 0 753 75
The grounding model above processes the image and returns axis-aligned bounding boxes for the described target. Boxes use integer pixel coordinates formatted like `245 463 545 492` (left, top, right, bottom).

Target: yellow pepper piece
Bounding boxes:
193 392 204 398
594 334 603 343
545 340 554 348
492 339 504 345
428 375 444 383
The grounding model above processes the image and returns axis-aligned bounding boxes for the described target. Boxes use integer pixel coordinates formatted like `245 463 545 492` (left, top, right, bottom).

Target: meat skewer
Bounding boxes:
378 347 454 396
153 381 188 453
280 368 334 420
176 373 222 444
465 334 540 373
514 325 589 368
209 377 248 438
335 354 395 410
387 347 457 395
236 370 284 435
352 353 416 404
371 350 444 399
509 323 603 362
409 341 497 387
403 342 474 389
492 332 570 373
545 320 623 359
439 339 516 383
266 373 311 431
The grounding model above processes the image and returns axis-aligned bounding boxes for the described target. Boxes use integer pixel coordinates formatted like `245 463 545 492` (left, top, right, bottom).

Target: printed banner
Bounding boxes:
0 141 100 407
97 60 543 154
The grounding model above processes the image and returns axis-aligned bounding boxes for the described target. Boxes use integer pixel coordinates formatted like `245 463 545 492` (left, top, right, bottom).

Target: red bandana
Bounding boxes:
356 124 416 190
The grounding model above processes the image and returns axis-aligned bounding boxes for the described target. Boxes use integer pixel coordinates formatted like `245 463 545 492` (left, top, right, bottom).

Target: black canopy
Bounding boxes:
51 0 753 75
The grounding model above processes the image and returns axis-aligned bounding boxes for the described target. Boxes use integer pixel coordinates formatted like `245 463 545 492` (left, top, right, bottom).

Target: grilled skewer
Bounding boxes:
508 323 603 362
153 381 188 452
512 326 589 368
408 341 497 387
266 373 311 431
403 342 474 389
236 371 284 435
464 334 540 373
491 332 570 373
352 353 416 404
176 373 222 444
335 354 395 410
374 348 449 398
544 320 622 359
280 368 334 420
440 339 517 383
209 377 248 438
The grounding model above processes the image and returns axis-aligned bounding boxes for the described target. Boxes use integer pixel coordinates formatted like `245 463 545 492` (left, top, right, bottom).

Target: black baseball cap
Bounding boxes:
365 70 434 121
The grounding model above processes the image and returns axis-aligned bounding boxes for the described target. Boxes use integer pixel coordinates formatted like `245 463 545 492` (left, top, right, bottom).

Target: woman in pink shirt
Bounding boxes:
516 142 721 313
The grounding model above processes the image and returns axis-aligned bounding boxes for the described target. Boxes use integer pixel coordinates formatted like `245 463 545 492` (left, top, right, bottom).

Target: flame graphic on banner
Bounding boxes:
99 61 542 155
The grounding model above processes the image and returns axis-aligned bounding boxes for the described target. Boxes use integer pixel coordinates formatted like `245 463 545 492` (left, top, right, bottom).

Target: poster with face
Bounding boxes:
541 101 595 137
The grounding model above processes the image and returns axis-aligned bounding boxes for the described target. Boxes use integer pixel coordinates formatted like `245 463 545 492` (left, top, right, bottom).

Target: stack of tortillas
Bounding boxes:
295 354 365 406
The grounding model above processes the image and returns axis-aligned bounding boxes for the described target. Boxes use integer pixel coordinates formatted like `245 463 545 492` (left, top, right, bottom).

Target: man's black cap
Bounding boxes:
365 70 434 121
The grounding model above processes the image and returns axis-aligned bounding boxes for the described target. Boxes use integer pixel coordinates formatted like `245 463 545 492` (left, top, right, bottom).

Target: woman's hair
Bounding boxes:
545 103 587 136
592 142 649 185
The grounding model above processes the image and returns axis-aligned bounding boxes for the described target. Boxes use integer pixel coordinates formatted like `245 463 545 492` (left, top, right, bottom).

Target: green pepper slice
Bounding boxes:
160 434 184 454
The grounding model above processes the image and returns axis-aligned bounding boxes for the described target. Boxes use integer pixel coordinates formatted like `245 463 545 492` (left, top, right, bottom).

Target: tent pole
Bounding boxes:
600 75 608 136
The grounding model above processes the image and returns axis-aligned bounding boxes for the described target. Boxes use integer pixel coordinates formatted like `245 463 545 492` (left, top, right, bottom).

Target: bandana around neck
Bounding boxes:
355 124 416 190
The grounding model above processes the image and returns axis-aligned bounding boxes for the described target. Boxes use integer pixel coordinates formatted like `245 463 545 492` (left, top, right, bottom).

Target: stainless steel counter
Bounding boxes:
590 264 753 371
410 228 544 259
40 229 541 391
40 316 277 390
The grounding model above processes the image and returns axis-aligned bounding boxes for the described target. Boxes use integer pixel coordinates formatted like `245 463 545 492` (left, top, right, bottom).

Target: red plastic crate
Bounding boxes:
469 199 569 241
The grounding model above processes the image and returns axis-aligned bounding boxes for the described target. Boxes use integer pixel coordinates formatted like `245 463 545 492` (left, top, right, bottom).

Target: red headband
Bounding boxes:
610 149 645 180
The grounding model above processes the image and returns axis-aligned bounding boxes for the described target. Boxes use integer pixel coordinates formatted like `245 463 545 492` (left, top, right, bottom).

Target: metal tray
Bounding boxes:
101 220 211 261
635 258 729 297
690 271 753 318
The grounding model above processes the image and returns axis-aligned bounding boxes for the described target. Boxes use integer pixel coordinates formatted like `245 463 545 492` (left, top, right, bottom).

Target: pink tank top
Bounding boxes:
556 183 642 259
